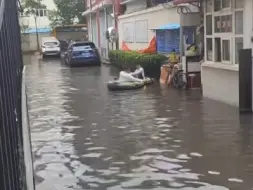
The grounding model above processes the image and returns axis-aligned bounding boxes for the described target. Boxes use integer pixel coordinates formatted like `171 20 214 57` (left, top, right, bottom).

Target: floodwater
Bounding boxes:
25 56 253 190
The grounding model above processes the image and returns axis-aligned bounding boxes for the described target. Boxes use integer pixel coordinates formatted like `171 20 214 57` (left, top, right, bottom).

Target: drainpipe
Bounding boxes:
96 9 101 48
89 0 93 41
113 0 120 49
105 7 109 58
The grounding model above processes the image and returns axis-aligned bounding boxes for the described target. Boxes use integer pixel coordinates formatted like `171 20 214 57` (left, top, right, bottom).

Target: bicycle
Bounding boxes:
172 69 187 89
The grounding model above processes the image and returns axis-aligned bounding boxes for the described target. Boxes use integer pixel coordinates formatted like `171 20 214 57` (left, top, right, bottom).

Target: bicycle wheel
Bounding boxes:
173 72 186 89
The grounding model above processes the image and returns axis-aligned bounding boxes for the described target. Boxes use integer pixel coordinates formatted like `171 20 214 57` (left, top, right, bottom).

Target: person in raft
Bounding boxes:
118 68 144 83
130 64 145 79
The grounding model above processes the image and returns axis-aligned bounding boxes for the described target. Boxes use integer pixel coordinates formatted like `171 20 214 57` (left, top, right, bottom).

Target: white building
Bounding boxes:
118 0 181 50
201 0 248 107
20 0 56 29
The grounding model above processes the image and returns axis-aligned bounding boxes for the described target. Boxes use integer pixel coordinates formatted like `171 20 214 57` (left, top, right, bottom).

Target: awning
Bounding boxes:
151 23 180 30
173 0 199 5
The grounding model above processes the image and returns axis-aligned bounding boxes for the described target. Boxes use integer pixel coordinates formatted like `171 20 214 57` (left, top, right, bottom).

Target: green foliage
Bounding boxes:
22 0 46 16
49 0 86 28
109 50 167 78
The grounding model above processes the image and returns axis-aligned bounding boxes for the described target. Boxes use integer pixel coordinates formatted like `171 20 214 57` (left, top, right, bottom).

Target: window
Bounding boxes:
206 0 212 13
221 15 232 32
39 10 44 17
215 38 221 62
44 10 47 16
235 0 244 9
44 42 58 46
35 9 47 17
135 20 148 43
222 40 230 61
214 16 221 32
73 42 95 48
235 11 243 34
205 0 243 64
214 0 221 11
235 37 243 64
214 0 231 11
206 38 213 61
222 0 230 8
214 14 232 33
206 15 212 35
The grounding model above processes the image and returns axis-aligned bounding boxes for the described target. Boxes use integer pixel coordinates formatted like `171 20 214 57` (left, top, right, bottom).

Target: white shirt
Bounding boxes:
131 67 145 79
118 71 143 82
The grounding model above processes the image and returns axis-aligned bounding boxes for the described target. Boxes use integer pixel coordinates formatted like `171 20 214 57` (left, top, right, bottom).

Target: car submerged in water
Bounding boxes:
63 41 101 67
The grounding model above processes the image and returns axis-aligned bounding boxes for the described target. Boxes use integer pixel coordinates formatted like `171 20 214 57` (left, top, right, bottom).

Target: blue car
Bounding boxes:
64 41 101 67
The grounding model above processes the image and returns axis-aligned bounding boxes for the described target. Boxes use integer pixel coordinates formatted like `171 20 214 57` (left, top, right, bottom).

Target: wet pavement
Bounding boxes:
25 56 253 190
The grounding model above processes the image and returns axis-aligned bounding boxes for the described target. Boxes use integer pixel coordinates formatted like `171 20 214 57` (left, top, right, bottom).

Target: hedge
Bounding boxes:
108 50 168 78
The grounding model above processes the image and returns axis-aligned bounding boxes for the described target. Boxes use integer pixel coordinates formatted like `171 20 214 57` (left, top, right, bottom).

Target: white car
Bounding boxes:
41 37 61 58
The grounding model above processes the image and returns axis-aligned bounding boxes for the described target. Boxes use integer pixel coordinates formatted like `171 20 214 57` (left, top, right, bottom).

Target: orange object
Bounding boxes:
121 41 131 51
121 37 157 54
159 65 171 84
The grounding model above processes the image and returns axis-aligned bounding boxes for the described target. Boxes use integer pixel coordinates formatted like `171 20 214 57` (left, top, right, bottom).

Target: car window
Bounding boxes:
73 45 92 52
73 42 95 48
44 42 58 46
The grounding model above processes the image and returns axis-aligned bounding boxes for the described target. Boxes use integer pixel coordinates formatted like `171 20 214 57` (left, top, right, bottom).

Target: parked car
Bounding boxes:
64 41 101 67
41 37 61 58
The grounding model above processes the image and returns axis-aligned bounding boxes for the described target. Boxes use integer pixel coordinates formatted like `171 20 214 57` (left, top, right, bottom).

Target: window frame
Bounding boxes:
204 0 244 65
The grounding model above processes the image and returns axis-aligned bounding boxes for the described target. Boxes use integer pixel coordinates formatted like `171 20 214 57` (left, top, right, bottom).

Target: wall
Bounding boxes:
22 33 51 52
56 31 87 41
124 0 147 14
201 64 239 107
118 5 180 50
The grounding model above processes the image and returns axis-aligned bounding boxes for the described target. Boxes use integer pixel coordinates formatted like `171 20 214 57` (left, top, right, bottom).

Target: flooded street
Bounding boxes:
25 56 253 190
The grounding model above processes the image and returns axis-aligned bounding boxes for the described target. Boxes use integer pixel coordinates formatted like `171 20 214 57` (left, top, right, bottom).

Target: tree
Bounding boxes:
49 0 86 28
22 0 46 50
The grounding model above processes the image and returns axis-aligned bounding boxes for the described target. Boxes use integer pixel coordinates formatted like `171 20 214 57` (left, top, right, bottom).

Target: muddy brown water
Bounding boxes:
25 56 253 190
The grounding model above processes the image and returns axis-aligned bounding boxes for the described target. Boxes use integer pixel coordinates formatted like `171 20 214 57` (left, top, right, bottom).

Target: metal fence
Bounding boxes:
0 0 27 189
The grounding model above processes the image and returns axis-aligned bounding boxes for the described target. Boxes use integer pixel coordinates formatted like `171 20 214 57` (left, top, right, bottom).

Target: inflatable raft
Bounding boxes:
107 78 153 91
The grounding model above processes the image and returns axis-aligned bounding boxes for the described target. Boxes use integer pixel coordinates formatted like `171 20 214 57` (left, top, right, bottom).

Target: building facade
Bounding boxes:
83 0 199 58
83 0 121 59
201 0 250 107
118 0 181 50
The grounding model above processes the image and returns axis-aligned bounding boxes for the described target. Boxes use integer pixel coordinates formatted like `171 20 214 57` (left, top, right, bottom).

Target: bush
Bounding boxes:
108 50 167 78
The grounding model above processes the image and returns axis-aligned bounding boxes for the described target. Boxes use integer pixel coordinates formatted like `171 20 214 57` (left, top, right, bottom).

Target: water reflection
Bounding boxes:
25 56 253 190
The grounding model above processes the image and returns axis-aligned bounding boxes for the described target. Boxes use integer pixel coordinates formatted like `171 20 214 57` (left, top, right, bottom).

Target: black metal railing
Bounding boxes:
0 0 26 189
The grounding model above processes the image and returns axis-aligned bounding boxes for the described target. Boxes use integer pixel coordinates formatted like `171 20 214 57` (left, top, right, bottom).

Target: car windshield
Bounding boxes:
44 42 58 46
72 42 95 51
